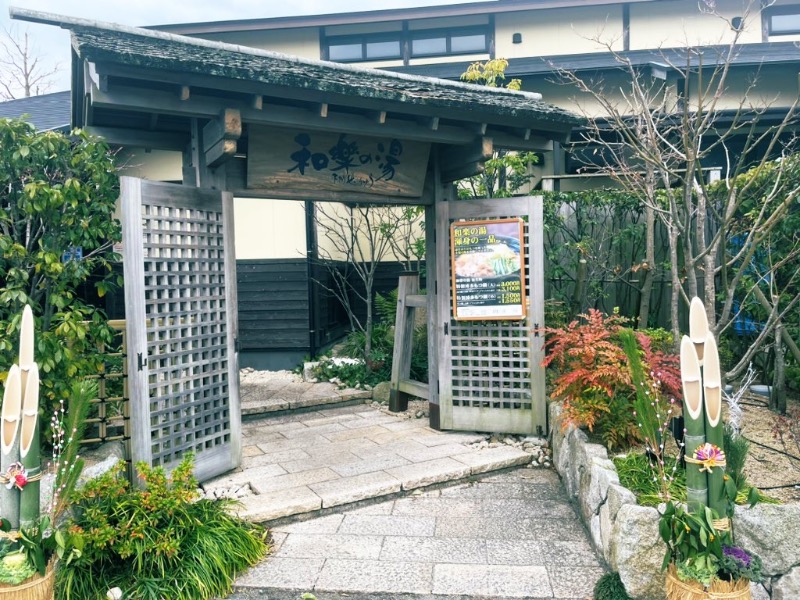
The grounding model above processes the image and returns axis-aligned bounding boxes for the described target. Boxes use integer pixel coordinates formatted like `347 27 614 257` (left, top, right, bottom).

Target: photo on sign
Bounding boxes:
450 218 526 321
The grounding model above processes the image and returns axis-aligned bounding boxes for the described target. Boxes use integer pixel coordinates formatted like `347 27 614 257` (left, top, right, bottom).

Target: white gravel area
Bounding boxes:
239 367 303 384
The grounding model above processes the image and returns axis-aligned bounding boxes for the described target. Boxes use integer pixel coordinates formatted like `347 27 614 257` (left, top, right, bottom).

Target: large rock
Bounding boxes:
772 565 800 600
579 455 619 522
79 441 126 483
735 504 800 576
610 504 665 600
372 381 391 404
598 484 637 563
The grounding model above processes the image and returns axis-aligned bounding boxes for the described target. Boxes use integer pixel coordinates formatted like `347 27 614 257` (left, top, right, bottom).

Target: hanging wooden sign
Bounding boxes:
450 218 527 320
247 126 430 198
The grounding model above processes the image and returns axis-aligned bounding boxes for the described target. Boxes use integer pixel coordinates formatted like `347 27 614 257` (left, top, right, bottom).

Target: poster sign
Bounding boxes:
247 126 431 197
450 218 526 320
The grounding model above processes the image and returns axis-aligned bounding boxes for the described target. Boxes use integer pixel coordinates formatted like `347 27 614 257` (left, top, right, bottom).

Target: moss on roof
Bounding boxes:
70 26 580 130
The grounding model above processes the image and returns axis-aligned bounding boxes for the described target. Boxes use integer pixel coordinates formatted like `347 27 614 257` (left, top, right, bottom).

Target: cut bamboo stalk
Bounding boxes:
703 332 726 519
1 364 23 529
19 305 35 392
689 297 708 367
19 364 40 529
680 335 707 513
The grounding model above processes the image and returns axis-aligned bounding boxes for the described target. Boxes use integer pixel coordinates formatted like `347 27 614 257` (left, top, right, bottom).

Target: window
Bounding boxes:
410 27 489 58
325 34 402 62
766 5 800 36
324 25 490 63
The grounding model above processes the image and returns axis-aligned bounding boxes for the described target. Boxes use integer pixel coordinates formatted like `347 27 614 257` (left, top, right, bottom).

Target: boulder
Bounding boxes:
610 504 665 600
579 456 619 522
735 503 800 576
79 441 126 484
772 566 800 600
372 381 391 404
597 484 636 563
302 361 319 382
750 581 771 600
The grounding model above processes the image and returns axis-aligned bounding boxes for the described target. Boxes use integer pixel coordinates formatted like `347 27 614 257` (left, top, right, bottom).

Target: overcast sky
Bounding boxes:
1 0 484 95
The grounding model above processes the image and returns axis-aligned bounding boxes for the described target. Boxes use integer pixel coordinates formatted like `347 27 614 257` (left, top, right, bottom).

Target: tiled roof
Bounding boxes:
0 91 71 131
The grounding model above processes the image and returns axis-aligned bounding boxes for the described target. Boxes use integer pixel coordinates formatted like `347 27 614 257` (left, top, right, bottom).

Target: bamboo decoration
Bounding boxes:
18 304 41 528
702 332 727 520
19 364 41 529
689 297 708 367
680 335 707 513
0 365 23 529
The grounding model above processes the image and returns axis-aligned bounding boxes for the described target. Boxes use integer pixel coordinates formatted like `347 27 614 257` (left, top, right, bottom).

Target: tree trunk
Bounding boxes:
638 202 656 328
771 322 787 415
669 224 682 350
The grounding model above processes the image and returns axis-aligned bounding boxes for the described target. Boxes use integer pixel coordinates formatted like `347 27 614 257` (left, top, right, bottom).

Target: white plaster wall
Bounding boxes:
197 28 321 60
234 198 307 260
116 148 182 182
629 0 762 49
496 6 625 59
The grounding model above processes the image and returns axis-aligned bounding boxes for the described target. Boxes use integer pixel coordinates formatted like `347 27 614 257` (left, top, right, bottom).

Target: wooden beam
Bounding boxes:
202 108 241 168
441 161 485 183
233 186 432 206
438 137 493 175
206 139 237 168
85 126 189 150
179 86 190 101
88 82 480 146
490 132 553 152
202 108 242 153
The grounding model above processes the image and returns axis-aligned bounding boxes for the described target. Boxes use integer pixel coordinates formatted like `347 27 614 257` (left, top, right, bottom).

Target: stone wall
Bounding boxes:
549 403 800 600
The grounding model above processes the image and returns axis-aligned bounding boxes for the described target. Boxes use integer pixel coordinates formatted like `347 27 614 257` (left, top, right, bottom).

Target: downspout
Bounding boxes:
305 200 318 359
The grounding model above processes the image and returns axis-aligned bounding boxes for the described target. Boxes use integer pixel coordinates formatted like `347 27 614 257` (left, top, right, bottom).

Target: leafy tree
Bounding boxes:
0 118 120 423
459 59 538 199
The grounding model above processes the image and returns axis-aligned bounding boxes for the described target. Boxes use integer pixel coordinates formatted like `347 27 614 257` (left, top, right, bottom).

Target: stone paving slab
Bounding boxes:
203 403 548 523
229 469 606 600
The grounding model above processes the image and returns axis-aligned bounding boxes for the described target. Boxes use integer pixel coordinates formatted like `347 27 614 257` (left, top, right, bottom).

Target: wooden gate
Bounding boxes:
121 177 241 482
435 196 546 435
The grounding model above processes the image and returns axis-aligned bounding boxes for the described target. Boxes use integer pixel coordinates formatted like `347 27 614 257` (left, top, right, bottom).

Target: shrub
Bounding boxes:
57 457 268 600
543 309 682 449
593 572 632 600
0 119 120 435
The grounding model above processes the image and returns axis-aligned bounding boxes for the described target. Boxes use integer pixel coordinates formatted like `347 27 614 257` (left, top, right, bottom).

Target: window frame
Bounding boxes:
325 32 404 63
323 24 491 63
409 26 490 58
765 5 800 36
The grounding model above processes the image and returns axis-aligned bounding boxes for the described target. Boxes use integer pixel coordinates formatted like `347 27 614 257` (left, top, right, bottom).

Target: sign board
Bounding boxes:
247 126 431 197
450 218 526 320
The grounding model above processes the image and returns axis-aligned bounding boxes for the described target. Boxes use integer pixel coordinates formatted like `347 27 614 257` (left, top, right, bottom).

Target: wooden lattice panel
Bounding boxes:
122 178 241 482
141 203 230 467
449 218 533 411
435 196 545 435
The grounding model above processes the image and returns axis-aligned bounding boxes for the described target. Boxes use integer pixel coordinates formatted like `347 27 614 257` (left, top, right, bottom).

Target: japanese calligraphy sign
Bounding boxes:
450 218 527 320
247 126 431 198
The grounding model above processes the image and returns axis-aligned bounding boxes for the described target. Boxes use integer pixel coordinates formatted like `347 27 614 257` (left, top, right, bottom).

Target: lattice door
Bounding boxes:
121 177 241 482
435 196 545 435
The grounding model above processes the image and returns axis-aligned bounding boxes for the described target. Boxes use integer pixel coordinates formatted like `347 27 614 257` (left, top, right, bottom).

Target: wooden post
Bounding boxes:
425 201 441 429
389 273 419 412
529 195 547 436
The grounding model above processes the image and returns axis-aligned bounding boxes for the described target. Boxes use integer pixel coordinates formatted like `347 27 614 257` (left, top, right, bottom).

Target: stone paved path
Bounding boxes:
240 375 371 416
228 468 605 599
203 404 534 522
